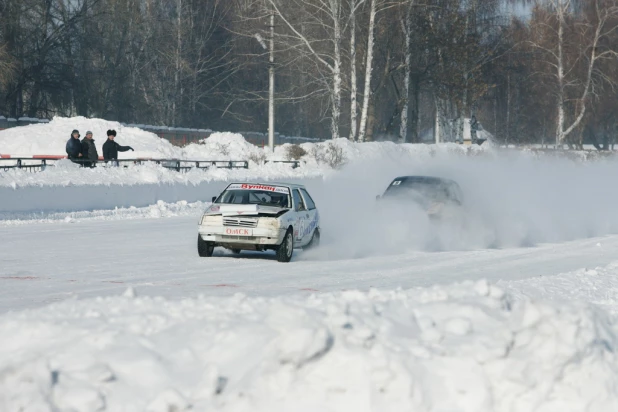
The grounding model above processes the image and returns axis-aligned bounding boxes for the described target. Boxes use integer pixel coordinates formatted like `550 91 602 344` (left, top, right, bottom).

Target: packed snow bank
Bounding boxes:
0 139 480 189
0 172 225 215
0 116 180 159
0 115 488 192
0 200 210 225
0 159 323 200
2 280 618 412
0 115 487 160
0 116 295 161
182 132 267 160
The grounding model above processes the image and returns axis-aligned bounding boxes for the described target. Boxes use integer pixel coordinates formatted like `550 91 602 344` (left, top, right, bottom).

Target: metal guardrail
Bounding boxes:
0 157 300 172
0 158 53 171
264 160 301 169
147 159 250 172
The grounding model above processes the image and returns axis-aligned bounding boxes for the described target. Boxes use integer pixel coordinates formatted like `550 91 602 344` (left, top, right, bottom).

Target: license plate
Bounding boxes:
224 228 253 236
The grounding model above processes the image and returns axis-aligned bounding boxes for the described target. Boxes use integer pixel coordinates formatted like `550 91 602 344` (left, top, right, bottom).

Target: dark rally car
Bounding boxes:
376 176 464 218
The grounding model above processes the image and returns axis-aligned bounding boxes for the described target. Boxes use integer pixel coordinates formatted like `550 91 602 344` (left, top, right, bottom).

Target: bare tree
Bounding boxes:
348 0 365 140
528 0 618 147
356 0 377 142
399 0 414 142
260 0 345 139
426 0 503 142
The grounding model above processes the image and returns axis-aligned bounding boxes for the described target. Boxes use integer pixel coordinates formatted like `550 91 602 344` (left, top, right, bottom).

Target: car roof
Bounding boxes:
227 182 306 189
390 176 459 186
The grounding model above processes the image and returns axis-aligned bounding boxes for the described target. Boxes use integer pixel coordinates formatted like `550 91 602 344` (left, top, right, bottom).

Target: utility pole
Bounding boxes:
434 105 441 144
268 10 275 152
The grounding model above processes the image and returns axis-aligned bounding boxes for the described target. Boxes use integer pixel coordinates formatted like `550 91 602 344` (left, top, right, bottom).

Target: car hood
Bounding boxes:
205 204 288 217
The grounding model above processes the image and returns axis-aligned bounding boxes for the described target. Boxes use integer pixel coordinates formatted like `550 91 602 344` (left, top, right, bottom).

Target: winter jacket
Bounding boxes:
65 136 82 158
81 138 99 164
102 139 132 161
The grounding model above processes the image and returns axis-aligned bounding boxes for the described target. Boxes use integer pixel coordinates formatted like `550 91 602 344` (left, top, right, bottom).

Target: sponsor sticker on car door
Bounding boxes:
292 189 306 242
299 188 318 244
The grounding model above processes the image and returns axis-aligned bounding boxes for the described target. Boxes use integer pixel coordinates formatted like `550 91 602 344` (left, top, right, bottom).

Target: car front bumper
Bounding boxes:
198 225 286 246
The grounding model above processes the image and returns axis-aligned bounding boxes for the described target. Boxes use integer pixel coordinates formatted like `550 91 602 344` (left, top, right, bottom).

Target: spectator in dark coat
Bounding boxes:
102 129 133 165
80 130 99 168
65 129 82 163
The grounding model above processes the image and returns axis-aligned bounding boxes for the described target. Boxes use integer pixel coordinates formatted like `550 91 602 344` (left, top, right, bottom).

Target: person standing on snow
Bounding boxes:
65 129 83 164
80 130 99 168
102 129 134 165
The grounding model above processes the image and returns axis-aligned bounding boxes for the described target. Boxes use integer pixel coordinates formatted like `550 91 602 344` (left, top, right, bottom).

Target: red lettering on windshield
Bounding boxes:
241 184 277 191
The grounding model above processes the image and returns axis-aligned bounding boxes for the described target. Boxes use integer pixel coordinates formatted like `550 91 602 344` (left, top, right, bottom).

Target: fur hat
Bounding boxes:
71 129 79 135
107 129 117 137
85 130 93 136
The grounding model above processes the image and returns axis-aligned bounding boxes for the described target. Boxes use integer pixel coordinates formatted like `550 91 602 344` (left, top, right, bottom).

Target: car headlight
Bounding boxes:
257 217 280 230
201 215 222 225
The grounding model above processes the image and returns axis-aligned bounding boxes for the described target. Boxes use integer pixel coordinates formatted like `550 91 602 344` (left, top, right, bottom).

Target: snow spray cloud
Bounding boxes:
301 150 618 260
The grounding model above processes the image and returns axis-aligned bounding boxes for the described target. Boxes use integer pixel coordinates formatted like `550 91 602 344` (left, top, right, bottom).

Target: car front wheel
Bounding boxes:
197 235 214 257
276 228 294 262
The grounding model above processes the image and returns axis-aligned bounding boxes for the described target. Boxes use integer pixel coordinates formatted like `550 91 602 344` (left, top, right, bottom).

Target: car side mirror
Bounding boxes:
211 196 216 202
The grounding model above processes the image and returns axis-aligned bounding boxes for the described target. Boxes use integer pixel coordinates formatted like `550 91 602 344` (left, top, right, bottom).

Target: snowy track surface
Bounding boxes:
2 215 618 313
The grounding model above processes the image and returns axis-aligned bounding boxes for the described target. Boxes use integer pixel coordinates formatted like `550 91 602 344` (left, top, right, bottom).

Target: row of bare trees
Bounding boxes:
1 0 617 147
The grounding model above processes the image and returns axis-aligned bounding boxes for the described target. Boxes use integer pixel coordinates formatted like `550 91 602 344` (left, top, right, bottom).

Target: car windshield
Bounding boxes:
384 180 452 204
215 188 291 208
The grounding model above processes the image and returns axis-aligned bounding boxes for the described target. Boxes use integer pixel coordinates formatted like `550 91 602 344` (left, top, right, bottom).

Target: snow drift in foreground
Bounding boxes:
2 275 618 412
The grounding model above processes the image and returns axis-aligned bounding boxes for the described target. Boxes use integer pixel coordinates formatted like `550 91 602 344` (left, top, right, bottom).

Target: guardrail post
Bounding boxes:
244 161 248 169
42 159 47 171
17 159 22 169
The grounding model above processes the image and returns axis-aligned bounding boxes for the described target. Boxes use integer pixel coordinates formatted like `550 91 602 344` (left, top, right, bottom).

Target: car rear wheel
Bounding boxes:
305 229 320 250
197 235 214 257
276 228 294 262
231 249 241 255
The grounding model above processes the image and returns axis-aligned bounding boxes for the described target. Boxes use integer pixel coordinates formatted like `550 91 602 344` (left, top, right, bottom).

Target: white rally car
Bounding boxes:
197 182 320 262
